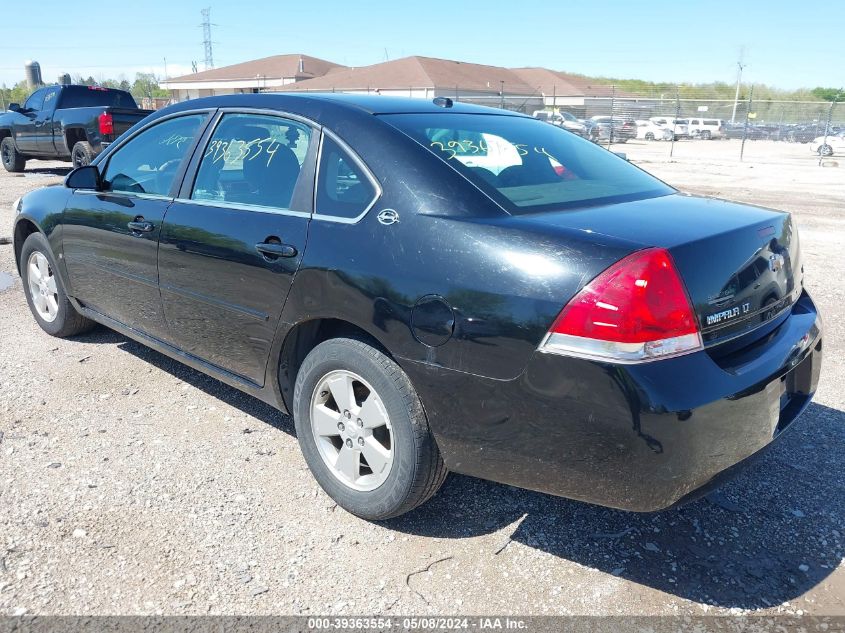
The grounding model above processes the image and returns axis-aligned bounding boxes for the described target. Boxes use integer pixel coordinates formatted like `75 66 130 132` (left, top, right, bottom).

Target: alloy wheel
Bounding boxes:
27 251 59 322
309 369 394 491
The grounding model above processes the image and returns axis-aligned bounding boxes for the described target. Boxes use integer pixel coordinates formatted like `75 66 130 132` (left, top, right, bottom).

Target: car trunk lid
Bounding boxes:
510 193 802 347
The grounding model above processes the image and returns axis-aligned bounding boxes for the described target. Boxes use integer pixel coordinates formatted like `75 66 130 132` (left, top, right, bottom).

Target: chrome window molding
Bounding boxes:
172 197 311 219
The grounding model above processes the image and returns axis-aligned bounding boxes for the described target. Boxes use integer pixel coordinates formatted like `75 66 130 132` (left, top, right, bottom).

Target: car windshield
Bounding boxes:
382 112 673 214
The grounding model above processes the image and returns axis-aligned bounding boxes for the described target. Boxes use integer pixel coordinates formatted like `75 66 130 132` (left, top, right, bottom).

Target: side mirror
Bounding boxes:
65 165 101 190
8 103 20 112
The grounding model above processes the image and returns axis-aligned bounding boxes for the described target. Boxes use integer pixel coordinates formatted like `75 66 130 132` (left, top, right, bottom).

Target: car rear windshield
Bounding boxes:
57 86 137 109
382 113 673 214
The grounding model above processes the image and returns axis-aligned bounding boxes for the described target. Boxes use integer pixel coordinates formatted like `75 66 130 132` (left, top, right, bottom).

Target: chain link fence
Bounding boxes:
283 83 842 164
548 85 843 164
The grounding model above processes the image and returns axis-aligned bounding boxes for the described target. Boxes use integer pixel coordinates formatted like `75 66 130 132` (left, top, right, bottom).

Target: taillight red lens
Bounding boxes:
98 111 114 136
542 248 702 362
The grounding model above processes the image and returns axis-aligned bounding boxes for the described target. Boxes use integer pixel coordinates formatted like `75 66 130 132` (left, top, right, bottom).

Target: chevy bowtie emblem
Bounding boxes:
769 253 785 273
377 209 400 226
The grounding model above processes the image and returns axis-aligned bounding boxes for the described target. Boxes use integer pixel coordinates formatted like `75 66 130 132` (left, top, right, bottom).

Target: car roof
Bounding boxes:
160 92 526 118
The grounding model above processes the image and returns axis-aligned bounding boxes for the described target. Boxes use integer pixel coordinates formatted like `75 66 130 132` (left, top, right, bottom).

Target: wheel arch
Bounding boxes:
0 128 11 141
276 317 394 414
63 127 87 154
13 218 41 274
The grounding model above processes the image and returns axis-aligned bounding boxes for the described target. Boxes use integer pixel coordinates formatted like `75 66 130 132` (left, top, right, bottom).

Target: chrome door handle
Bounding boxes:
127 220 154 233
255 242 297 259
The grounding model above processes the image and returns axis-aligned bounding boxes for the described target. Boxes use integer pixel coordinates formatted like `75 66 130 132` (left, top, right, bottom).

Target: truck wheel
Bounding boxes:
701 130 712 140
71 141 95 168
819 144 834 157
20 233 96 337
1 137 26 172
293 336 448 520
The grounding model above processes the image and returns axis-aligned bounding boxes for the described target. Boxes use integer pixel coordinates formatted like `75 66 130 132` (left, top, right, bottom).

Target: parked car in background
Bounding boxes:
13 94 822 520
0 84 152 172
533 110 587 137
687 118 725 139
557 110 587 136
649 116 689 140
635 119 673 141
811 132 845 156
587 116 636 143
724 124 767 140
786 125 825 143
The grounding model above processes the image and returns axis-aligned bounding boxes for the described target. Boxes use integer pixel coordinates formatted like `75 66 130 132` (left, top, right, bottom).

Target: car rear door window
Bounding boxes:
102 114 206 196
315 134 378 220
191 113 312 212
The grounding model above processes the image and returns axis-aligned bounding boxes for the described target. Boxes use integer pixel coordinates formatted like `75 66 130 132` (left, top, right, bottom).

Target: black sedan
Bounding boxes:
12 94 822 520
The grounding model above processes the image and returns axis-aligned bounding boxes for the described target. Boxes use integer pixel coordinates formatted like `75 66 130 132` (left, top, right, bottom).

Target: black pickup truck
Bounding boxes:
0 84 152 172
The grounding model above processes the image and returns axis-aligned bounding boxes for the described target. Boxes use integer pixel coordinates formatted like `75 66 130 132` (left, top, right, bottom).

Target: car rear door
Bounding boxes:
157 111 318 385
61 111 212 341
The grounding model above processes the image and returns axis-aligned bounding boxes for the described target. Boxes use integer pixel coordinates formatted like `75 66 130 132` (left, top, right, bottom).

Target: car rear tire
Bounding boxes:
1 137 26 172
20 233 96 337
71 141 95 168
293 336 447 520
819 144 834 156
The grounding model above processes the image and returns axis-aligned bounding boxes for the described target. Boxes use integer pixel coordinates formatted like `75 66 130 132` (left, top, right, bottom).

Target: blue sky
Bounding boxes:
1 0 842 90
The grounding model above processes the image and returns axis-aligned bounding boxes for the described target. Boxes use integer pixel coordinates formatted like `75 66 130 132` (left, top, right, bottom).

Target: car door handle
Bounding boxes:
127 220 154 233
255 242 297 258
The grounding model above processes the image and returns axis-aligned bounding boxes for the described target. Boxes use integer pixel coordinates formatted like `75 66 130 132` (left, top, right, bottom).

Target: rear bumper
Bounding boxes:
404 292 822 512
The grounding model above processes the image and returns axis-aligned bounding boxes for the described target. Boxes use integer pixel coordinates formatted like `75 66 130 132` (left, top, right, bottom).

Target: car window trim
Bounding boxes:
174 107 321 218
313 127 382 225
91 109 217 198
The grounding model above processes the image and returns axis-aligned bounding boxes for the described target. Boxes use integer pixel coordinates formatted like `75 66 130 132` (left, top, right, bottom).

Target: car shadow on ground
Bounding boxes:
78 327 293 434
20 166 73 177
385 402 844 610
82 328 842 610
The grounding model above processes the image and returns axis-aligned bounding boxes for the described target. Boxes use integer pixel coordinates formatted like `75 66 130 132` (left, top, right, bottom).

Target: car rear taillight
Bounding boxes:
540 248 702 363
98 111 114 136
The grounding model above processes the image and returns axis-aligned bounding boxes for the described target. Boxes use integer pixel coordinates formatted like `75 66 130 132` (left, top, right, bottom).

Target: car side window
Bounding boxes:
316 135 377 220
191 113 312 212
24 89 46 112
102 114 205 196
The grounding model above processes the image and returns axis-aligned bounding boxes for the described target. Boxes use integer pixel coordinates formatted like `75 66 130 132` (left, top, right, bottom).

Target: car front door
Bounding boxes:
15 88 46 154
157 111 317 384
61 112 211 340
36 86 61 154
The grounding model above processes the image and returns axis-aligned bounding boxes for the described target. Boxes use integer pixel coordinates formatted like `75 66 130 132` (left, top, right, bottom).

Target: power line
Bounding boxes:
201 7 215 71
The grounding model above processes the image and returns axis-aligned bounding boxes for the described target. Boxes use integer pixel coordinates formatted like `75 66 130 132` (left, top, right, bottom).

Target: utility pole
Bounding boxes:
730 47 746 124
201 8 215 71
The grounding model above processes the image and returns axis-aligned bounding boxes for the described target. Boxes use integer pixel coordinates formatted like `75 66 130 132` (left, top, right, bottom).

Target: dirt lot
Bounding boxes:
0 140 843 617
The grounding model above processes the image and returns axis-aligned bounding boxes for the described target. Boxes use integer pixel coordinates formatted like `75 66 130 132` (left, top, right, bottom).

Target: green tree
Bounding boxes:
131 72 168 100
811 87 842 102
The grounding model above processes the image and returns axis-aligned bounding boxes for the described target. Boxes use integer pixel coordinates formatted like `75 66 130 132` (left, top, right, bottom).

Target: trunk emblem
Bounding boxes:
769 253 785 272
377 209 400 226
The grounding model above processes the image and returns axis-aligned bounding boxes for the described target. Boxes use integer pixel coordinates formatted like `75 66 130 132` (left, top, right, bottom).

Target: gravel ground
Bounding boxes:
0 141 843 617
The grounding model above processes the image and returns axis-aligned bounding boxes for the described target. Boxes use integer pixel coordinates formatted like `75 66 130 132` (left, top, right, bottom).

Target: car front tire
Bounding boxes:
1 137 26 172
819 144 834 156
20 233 96 337
293 336 447 520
